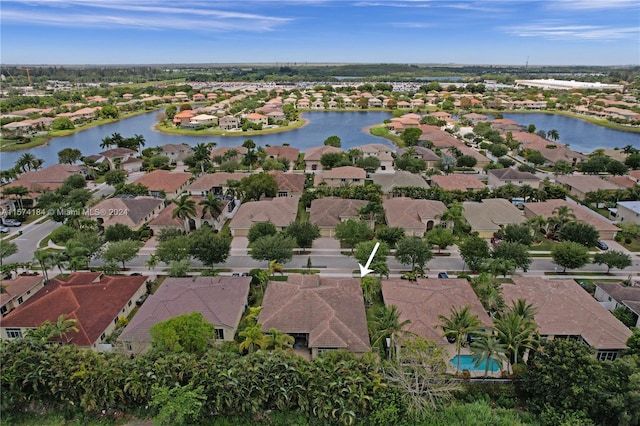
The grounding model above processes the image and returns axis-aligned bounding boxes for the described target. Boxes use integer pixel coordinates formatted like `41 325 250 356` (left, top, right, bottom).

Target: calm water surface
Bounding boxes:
502 113 640 154
1 111 392 169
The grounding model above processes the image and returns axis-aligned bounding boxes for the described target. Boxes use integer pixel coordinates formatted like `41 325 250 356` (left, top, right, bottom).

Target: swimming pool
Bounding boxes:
450 355 500 372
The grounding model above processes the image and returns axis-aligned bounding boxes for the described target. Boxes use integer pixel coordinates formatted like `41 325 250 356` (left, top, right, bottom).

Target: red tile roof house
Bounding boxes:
502 277 632 361
1 275 45 316
132 170 192 199
309 197 370 237
210 146 248 165
352 143 395 172
173 109 197 126
2 164 86 202
314 166 367 188
264 145 300 167
258 275 370 359
522 199 619 240
383 197 449 236
594 282 640 327
268 171 306 198
381 278 493 367
149 196 230 234
555 175 623 201
186 172 248 196
487 168 541 189
85 196 165 230
0 272 148 351
303 145 344 172
229 196 299 237
244 112 268 126
117 276 251 355
430 174 486 192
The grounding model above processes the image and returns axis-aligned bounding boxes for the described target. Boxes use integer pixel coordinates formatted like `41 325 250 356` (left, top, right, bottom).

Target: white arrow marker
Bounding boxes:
358 241 380 278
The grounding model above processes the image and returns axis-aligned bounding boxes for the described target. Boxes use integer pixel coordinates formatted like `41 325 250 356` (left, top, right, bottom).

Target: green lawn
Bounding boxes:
369 125 404 147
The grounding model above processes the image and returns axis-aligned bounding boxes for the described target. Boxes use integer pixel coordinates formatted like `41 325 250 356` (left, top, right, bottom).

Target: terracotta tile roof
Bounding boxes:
87 196 164 228
230 196 298 229
381 278 492 344
210 146 248 158
304 145 344 161
267 171 305 193
258 275 370 353
149 196 226 228
370 171 430 194
264 145 300 163
503 277 632 350
397 146 440 161
489 168 540 182
629 170 640 181
430 174 486 191
418 125 461 147
132 170 191 194
309 197 368 227
160 143 193 154
1 273 147 347
523 199 618 232
383 197 447 231
12 164 84 183
319 166 366 180
187 172 248 192
606 176 638 189
556 175 620 194
118 276 250 343
0 275 44 307
99 147 137 158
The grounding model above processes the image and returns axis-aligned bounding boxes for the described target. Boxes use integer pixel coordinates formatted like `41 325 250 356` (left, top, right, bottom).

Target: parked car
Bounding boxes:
438 272 449 279
0 226 9 233
241 272 250 277
135 294 148 306
231 272 240 277
596 241 608 251
2 218 21 227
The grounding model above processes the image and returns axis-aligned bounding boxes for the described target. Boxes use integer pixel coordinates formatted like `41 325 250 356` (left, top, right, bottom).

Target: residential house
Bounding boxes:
369 171 430 198
120 156 143 173
462 199 526 238
98 147 138 170
264 146 300 167
462 113 488 125
173 110 196 126
502 277 632 361
594 282 640 327
487 168 541 189
229 196 298 237
0 272 148 350
159 143 194 166
606 176 637 190
368 98 382 108
210 146 247 164
614 201 640 224
189 114 218 127
244 113 268 126
352 143 395 172
0 275 45 317
86 196 165 230
148 196 231 233
383 197 448 236
523 199 619 240
304 145 344 172
268 171 306 198
555 175 620 201
117 276 251 354
132 170 192 199
218 115 240 131
187 172 247 196
491 118 522 134
381 278 492 345
258 275 370 359
396 146 440 168
2 164 86 202
309 197 370 237
430 174 486 192
314 166 366 188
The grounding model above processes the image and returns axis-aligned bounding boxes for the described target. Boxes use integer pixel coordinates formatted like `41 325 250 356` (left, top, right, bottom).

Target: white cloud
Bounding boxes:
553 0 640 10
502 21 639 41
354 1 430 8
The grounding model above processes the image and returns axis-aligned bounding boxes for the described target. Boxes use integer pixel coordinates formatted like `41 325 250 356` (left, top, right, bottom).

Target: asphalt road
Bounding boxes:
5 217 62 264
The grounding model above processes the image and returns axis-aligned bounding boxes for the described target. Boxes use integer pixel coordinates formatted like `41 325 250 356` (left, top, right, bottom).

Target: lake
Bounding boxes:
0 111 393 169
502 113 640 154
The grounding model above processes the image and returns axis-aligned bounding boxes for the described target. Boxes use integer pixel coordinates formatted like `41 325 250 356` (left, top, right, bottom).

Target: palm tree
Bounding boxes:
436 202 464 233
622 144 637 157
470 335 509 378
360 276 380 306
27 314 78 343
263 328 294 350
439 305 483 374
494 301 538 373
99 134 114 150
550 205 576 234
371 305 412 360
32 250 53 282
15 153 42 172
50 251 67 275
199 193 224 223
238 324 265 353
0 241 18 268
146 253 159 277
518 184 536 202
527 215 547 235
547 129 559 141
132 134 146 152
172 195 197 233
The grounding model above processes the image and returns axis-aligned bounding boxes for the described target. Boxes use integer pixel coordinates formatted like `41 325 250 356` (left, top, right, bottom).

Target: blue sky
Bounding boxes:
1 0 638 65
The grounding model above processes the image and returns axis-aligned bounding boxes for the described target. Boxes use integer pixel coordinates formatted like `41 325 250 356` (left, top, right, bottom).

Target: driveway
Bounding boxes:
231 237 249 251
312 237 340 251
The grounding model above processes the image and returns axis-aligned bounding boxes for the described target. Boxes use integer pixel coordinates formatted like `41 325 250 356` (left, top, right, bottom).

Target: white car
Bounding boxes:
2 218 21 227
0 226 9 233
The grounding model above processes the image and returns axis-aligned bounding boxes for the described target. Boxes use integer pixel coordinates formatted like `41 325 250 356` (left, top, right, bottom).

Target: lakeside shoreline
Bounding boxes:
153 117 309 137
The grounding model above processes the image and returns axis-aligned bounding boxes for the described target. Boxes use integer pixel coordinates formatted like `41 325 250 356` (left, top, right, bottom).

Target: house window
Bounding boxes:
17 297 23 304
101 333 106 341
114 317 119 325
341 178 346 182
597 351 618 361
0 306 7 315
278 191 288 197
318 348 337 354
215 329 224 340
26 290 31 295
128 300 132 307
353 179 360 182
126 343 132 351
6 328 22 338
